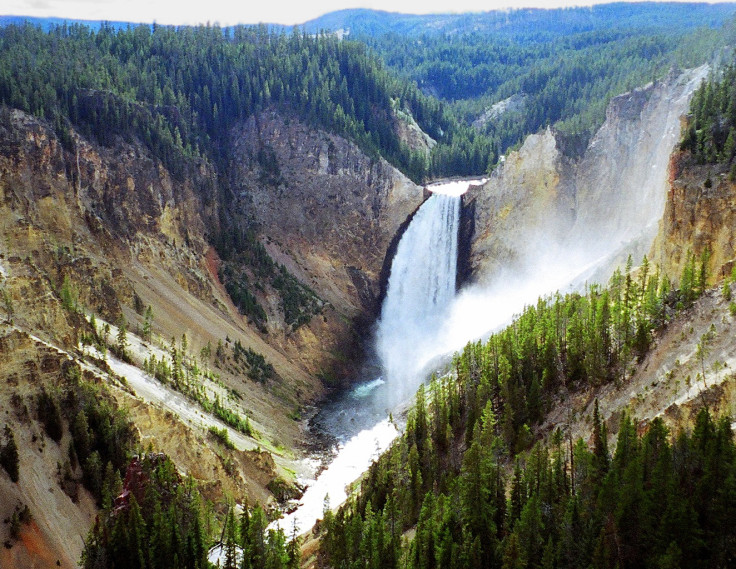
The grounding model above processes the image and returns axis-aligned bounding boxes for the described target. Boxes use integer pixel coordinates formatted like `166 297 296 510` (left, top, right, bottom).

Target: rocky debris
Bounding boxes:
471 93 527 131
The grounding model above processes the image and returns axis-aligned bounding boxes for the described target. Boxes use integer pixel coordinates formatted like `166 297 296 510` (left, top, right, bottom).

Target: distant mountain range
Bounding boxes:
3 2 736 38
301 3 736 38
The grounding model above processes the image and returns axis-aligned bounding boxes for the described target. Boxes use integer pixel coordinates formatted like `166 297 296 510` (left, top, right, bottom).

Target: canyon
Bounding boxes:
1 59 736 567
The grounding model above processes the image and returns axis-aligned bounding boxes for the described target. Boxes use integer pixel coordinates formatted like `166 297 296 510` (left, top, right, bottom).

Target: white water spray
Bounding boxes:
376 189 462 405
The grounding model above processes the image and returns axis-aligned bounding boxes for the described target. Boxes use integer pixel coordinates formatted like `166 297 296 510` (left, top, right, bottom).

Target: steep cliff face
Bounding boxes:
0 103 424 565
569 67 708 261
0 106 218 318
462 127 574 283
0 99 429 445
463 65 709 287
0 102 424 392
651 153 736 283
230 111 424 319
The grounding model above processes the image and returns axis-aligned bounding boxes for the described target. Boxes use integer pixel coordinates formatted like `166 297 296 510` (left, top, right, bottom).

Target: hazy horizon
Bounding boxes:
2 0 730 27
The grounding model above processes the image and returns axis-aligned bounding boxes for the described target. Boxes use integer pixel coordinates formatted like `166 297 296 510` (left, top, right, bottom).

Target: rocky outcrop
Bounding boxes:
472 93 527 131
651 153 736 283
0 103 424 381
463 66 709 287
0 106 217 331
230 111 424 319
394 108 437 155
462 127 574 284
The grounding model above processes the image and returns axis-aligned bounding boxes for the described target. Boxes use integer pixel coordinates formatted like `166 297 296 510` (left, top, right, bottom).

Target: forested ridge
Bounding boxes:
318 252 736 569
304 4 736 40
1 6 732 186
681 62 736 174
0 21 488 182
355 17 732 154
305 4 735 155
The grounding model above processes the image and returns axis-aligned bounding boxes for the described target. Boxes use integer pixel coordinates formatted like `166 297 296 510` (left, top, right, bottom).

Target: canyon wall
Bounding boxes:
0 104 423 564
463 66 709 287
651 151 736 284
0 103 422 387
230 111 424 319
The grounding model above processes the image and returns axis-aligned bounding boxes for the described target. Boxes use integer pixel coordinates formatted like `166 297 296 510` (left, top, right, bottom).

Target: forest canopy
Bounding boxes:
1 7 732 183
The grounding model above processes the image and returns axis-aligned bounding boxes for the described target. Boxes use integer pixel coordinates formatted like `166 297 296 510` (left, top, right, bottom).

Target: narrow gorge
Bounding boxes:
272 63 722 537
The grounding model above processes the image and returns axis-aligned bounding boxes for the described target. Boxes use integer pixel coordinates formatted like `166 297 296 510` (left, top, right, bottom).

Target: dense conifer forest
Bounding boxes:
681 63 736 170
0 21 474 181
318 253 736 569
0 9 731 183
354 12 732 154
81 452 299 569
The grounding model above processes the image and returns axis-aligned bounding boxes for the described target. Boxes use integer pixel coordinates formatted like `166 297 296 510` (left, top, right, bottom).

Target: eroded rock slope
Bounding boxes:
0 104 422 565
464 66 709 287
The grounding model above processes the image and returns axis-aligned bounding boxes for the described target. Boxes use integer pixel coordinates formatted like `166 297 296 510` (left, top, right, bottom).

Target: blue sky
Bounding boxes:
2 0 721 26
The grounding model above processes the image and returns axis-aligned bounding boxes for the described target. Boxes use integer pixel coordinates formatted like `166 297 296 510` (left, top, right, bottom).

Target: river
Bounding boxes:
271 179 484 535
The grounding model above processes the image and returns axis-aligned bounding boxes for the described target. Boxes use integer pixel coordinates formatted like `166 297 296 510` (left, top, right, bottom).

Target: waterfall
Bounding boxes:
376 192 461 406
273 182 476 535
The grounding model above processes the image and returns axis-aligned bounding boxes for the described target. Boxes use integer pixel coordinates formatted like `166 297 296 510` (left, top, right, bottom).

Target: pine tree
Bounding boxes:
591 399 609 480
116 317 129 360
1 425 20 483
286 521 301 569
84 451 104 500
142 305 153 341
60 274 78 312
72 409 92 464
101 461 122 511
244 505 268 569
223 505 239 569
127 494 147 569
38 389 63 442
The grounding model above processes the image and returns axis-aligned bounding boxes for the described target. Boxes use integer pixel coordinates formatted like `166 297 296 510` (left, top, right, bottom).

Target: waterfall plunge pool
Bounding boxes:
269 179 482 535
